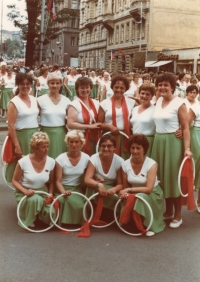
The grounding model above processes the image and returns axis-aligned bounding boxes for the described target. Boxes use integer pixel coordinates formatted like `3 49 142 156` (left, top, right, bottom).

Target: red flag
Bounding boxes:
111 50 115 60
47 0 57 20
118 48 125 57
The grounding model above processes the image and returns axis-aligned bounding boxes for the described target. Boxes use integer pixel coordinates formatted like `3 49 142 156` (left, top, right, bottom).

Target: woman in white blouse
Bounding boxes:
55 130 90 226
85 134 123 217
12 132 56 228
37 72 71 159
151 73 192 228
36 66 49 97
98 75 136 159
130 83 155 157
183 85 198 112
119 134 165 236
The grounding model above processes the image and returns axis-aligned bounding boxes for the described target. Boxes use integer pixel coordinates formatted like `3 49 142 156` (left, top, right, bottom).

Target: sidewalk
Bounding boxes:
0 117 8 131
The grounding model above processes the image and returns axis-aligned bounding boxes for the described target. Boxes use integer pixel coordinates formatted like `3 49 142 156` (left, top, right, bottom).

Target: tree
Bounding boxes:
7 0 79 66
4 38 23 58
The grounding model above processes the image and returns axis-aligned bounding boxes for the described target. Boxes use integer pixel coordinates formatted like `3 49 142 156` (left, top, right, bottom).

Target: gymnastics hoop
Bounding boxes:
50 192 94 232
114 195 153 236
1 135 8 166
2 164 15 190
96 131 129 153
178 157 195 197
17 191 59 233
82 192 118 228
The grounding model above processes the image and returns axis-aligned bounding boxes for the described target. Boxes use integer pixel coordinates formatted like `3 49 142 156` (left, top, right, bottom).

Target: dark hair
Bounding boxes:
128 134 149 155
75 77 93 94
139 83 155 96
15 73 33 86
178 73 185 81
186 84 198 94
155 73 176 92
99 134 116 148
110 75 129 91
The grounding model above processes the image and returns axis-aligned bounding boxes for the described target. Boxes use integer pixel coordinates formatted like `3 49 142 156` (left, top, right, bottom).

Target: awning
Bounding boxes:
145 61 157 67
148 60 172 67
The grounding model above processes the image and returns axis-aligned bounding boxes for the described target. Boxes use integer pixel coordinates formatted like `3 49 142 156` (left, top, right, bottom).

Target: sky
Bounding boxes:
0 0 27 31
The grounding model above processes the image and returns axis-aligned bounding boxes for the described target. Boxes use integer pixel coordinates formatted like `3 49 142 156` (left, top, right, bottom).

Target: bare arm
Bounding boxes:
100 86 106 102
7 102 22 158
178 104 192 158
55 162 71 196
48 168 55 195
188 108 196 125
67 105 101 130
12 163 35 196
97 106 119 134
119 164 157 198
107 168 123 195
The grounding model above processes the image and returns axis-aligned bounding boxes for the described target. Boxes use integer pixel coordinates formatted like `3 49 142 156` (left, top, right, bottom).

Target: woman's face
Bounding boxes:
143 77 150 83
48 79 62 93
139 90 152 106
35 142 49 157
77 84 91 98
18 79 32 95
157 80 173 98
7 69 12 76
113 81 126 97
187 89 197 103
104 74 109 81
43 70 48 77
134 76 139 83
100 140 115 156
67 137 83 152
130 142 145 159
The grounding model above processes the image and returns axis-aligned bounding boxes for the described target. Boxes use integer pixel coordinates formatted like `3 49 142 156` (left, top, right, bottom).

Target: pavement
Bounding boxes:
0 116 8 131
0 128 200 282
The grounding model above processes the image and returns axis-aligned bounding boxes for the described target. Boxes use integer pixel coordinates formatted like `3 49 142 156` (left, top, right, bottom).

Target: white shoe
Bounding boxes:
196 200 200 213
169 218 183 228
29 222 35 228
146 231 155 237
6 120 8 124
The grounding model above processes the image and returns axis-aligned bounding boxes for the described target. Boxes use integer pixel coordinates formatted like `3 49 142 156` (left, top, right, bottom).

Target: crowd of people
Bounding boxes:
1 58 200 237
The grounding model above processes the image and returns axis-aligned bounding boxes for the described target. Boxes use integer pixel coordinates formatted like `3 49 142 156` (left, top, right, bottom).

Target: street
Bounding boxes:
0 128 200 282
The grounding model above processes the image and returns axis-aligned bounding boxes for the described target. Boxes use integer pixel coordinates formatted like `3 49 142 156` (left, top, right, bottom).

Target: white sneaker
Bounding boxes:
146 231 155 237
29 222 35 228
6 120 8 124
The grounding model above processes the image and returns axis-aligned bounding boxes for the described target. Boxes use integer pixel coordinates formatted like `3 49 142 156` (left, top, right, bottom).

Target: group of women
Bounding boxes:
4 69 199 237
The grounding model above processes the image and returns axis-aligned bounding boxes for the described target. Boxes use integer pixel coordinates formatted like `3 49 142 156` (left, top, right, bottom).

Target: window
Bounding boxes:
71 18 76 28
126 23 129 41
71 37 75 46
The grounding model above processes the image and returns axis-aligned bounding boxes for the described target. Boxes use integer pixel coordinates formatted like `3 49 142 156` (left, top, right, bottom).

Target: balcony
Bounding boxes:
85 18 96 29
129 0 149 21
101 14 114 31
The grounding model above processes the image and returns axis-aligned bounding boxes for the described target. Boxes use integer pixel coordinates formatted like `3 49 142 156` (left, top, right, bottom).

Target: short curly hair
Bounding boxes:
128 134 149 155
75 77 93 94
110 75 129 91
99 134 116 148
65 130 85 146
30 132 50 151
186 84 198 94
155 73 176 92
139 83 155 96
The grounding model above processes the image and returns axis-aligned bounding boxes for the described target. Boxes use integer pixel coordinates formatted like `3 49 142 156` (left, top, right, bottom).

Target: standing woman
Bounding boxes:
131 73 141 98
151 73 192 228
67 77 101 156
183 85 198 112
1 66 16 118
12 132 56 228
130 83 155 157
90 71 99 99
36 66 49 97
63 68 77 100
98 75 135 160
100 72 113 101
7 73 39 182
37 72 71 159
55 130 90 226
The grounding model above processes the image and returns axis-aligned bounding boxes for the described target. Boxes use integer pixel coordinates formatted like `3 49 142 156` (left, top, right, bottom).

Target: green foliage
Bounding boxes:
4 38 23 58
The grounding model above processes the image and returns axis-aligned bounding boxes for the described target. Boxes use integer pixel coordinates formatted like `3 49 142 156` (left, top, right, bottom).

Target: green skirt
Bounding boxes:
90 85 98 99
37 88 49 97
6 127 39 182
63 85 76 101
14 186 56 228
40 126 68 159
0 88 12 110
55 185 85 225
151 132 183 198
85 184 118 211
145 135 154 158
190 127 200 188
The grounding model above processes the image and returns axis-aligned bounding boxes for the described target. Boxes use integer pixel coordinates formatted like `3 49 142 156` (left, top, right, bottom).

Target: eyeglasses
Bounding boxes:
100 144 114 149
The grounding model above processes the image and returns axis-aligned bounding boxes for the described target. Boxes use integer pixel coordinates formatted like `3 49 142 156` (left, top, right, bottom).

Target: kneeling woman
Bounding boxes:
119 134 165 235
84 134 123 215
55 130 90 226
12 132 56 228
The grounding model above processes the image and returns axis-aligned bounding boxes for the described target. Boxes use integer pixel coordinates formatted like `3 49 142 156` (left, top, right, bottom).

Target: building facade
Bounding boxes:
79 0 150 71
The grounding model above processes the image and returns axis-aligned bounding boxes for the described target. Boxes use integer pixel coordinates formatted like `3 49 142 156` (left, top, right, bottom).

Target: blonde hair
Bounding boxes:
30 132 50 151
65 130 85 146
47 72 63 84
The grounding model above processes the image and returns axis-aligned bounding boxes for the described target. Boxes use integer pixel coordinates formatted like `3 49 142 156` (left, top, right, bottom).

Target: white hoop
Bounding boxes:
114 195 153 236
178 157 195 197
1 135 9 166
2 164 15 190
83 192 118 228
17 191 59 233
96 131 129 153
50 192 94 232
